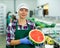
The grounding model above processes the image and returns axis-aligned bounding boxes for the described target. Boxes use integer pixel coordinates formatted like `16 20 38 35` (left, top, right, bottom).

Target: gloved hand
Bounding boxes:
20 37 32 45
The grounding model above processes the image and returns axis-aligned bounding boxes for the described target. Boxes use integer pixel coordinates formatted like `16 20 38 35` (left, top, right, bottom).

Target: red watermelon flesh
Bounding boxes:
29 29 45 44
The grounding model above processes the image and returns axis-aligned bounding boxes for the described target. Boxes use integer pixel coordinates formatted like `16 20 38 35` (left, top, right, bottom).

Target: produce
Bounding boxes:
45 36 54 45
29 29 45 45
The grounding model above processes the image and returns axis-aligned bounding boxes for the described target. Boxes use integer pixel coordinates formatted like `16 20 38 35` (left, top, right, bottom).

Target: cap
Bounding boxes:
17 3 29 12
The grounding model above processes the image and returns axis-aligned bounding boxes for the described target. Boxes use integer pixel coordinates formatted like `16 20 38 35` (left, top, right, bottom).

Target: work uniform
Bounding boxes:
6 20 35 48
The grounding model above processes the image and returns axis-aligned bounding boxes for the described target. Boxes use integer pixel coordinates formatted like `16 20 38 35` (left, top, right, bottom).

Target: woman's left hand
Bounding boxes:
20 37 33 45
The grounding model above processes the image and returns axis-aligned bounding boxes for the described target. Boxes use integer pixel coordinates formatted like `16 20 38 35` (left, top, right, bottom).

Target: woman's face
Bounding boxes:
18 8 28 19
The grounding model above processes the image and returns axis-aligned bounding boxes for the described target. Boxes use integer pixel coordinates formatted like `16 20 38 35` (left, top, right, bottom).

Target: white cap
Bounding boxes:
17 3 29 12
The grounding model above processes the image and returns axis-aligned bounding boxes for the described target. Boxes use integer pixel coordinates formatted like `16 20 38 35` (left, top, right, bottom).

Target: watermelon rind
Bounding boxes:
29 29 45 45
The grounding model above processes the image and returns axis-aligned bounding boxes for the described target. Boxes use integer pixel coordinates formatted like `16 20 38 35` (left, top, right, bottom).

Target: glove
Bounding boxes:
20 37 32 45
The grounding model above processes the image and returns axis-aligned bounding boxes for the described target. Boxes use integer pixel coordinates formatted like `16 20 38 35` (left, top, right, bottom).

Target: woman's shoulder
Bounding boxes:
27 20 35 26
27 20 35 29
9 19 17 27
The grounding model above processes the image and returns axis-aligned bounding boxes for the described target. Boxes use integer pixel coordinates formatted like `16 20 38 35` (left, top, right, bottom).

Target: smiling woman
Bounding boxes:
6 3 35 48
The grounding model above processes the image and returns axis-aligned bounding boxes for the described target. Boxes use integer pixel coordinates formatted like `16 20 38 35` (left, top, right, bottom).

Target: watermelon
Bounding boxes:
29 29 45 45
27 17 35 22
50 23 56 28
35 21 50 28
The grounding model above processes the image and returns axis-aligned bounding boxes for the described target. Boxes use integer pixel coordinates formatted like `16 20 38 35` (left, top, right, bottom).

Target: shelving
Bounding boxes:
0 4 6 34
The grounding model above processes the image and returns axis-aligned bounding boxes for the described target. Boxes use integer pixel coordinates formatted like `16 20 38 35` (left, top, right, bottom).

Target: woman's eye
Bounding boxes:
20 9 23 11
25 9 28 12
20 8 28 12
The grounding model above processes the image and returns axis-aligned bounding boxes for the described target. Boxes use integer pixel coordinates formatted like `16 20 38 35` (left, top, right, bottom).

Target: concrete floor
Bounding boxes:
0 34 6 48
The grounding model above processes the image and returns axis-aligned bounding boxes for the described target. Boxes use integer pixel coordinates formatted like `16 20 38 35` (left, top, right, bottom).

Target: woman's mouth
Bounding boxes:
22 15 26 16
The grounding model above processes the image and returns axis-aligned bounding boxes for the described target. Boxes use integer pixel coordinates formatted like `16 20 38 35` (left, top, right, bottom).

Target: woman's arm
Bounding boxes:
6 23 20 45
6 21 33 46
10 37 32 45
10 40 20 45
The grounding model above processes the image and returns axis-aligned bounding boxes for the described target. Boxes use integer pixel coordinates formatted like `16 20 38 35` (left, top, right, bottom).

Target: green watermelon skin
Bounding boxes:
27 17 35 22
28 37 44 46
35 21 56 28
27 35 45 46
28 17 56 28
50 23 56 27
28 29 45 45
35 21 50 28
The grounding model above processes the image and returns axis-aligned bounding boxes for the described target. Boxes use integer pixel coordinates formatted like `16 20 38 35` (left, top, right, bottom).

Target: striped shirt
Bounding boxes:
6 20 35 45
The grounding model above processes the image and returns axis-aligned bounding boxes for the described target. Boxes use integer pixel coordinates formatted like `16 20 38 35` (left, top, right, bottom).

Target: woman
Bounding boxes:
6 3 35 48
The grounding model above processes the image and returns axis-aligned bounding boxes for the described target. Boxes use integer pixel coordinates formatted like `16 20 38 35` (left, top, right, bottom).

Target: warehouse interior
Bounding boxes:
0 0 60 48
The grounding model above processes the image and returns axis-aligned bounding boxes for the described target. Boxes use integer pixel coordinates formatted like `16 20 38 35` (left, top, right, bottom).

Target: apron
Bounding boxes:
6 22 45 48
6 22 35 48
14 22 35 48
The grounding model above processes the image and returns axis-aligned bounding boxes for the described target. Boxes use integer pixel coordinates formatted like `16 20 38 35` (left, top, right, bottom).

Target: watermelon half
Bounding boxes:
29 29 45 44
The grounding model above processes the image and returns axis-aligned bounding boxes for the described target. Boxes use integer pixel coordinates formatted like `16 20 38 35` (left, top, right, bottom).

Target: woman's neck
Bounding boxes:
18 18 26 26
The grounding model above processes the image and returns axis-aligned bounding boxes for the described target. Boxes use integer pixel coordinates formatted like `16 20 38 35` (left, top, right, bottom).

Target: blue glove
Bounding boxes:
20 37 32 45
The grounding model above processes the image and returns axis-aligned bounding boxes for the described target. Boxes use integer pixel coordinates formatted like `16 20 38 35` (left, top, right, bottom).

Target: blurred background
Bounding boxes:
0 0 60 48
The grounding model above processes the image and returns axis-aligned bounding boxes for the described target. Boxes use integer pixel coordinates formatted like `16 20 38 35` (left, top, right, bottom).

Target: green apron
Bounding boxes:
6 22 35 48
14 22 35 48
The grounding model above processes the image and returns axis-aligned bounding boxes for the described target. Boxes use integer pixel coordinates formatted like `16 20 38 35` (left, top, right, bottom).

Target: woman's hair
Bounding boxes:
6 11 11 18
11 15 17 22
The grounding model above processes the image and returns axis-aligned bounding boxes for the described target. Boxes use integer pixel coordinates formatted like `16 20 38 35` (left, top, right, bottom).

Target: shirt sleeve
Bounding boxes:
33 23 36 29
31 22 36 29
6 23 15 45
29 22 36 29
